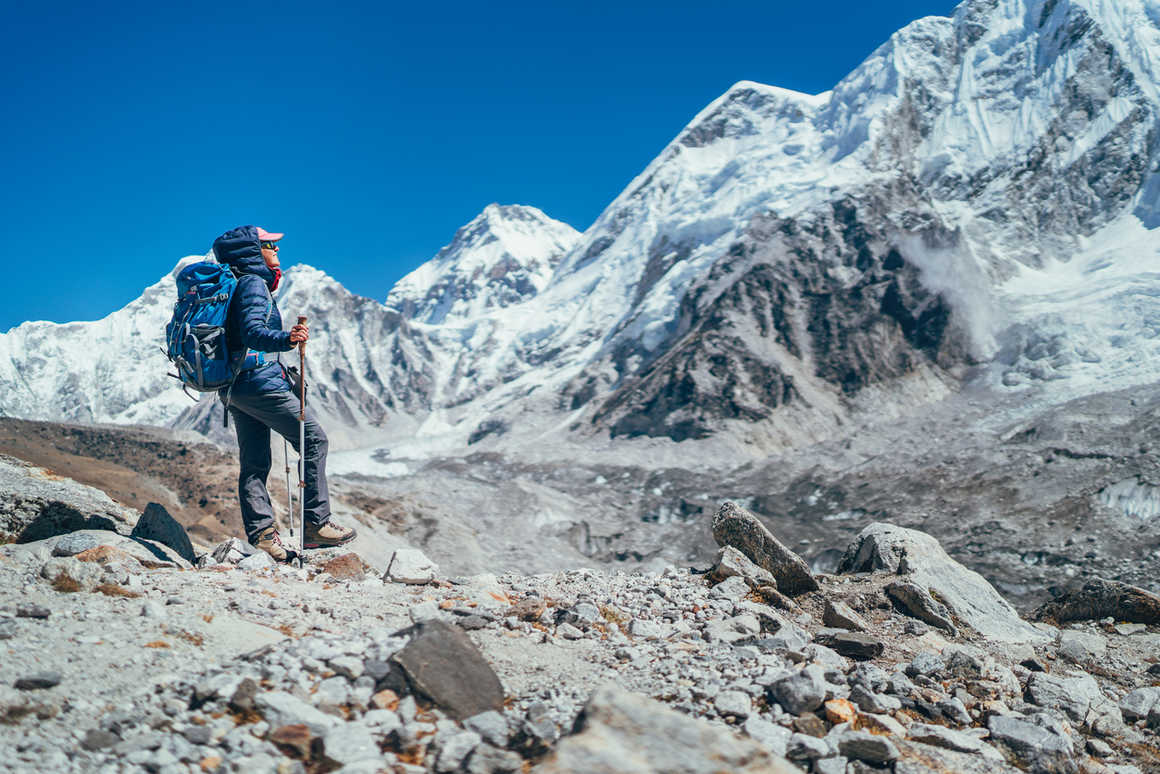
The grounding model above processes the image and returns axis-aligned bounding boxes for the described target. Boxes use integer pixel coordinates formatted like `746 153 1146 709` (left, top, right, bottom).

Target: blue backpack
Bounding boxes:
165 261 246 393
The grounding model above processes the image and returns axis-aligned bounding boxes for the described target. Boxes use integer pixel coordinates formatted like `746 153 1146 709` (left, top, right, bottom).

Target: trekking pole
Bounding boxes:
297 315 307 556
283 438 294 539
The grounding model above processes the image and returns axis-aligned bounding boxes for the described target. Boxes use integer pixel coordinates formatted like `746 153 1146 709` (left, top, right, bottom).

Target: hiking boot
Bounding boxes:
303 520 357 549
253 527 291 562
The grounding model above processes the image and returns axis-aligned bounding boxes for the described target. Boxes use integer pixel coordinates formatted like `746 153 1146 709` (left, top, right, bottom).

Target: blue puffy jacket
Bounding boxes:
212 225 294 395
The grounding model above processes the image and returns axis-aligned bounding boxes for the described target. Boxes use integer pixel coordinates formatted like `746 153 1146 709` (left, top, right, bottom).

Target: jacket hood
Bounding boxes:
212 225 276 286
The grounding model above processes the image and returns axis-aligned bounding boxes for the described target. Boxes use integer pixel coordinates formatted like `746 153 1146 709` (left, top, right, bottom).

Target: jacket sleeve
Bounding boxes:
235 275 294 352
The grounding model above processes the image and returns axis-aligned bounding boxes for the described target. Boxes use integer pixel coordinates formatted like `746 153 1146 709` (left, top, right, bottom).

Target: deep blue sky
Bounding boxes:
1 0 958 331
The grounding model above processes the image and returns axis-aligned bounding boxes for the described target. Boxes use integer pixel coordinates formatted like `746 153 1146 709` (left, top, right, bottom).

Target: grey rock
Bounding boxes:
628 619 663 640
841 523 1049 643
0 456 137 542
767 664 826 715
130 503 196 564
907 651 945 678
390 620 504 720
714 689 751 718
886 580 957 635
837 730 899 764
40 556 102 590
80 729 121 751
786 733 829 761
210 537 256 564
906 722 1002 758
464 743 524 774
814 757 848 774
1114 623 1147 635
14 671 62 690
1119 687 1160 721
894 739 1022 774
0 619 15 640
708 575 751 602
712 501 819 594
329 655 364 680
322 723 381 766
849 685 900 714
435 730 481 773
1058 629 1107 663
708 545 777 587
385 548 438 584
536 684 798 774
822 599 868 631
813 630 883 660
237 551 275 571
52 533 99 557
254 691 341 735
938 696 972 725
464 710 509 748
742 715 791 756
557 622 584 640
141 600 167 619
1026 671 1122 731
987 713 1075 773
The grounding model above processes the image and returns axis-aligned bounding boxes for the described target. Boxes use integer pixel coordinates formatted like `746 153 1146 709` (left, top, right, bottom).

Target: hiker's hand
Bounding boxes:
289 324 309 344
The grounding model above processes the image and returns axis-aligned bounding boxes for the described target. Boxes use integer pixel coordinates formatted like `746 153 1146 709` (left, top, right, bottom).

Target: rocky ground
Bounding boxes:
1 462 1158 774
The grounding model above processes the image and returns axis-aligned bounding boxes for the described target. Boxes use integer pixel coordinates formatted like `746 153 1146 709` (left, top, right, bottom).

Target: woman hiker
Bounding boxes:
212 225 356 560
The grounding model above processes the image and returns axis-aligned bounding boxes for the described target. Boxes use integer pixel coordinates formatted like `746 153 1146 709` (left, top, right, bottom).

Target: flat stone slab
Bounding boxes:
711 501 818 595
390 620 503 720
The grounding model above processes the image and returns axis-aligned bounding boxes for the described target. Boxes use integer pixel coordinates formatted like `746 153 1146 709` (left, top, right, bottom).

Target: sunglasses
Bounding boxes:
261 241 279 250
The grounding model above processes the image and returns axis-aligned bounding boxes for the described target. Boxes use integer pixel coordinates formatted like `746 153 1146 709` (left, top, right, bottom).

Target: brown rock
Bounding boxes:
198 756 223 773
371 689 399 711
711 502 819 595
75 545 139 565
268 724 318 760
508 596 547 621
319 553 368 581
1034 578 1160 625
825 698 858 725
792 713 828 737
753 585 801 612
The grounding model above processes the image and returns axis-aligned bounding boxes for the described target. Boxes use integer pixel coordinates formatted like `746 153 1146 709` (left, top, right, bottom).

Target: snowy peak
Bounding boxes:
386 204 580 325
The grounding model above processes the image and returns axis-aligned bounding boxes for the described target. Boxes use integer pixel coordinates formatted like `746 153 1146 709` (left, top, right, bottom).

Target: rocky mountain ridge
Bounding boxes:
4 0 1160 464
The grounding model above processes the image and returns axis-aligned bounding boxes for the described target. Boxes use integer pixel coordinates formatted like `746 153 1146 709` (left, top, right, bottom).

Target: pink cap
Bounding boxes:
257 227 284 242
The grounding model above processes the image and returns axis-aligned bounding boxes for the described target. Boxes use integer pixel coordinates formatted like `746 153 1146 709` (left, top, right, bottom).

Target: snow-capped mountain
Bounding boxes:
386 204 580 324
4 0 1160 463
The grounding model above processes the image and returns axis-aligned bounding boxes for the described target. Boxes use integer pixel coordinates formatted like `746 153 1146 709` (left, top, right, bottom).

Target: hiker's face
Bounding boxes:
261 242 280 269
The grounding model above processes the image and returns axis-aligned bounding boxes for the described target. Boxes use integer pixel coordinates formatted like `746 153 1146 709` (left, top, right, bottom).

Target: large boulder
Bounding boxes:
711 502 818 595
0 456 136 543
839 523 1049 643
535 684 798 774
130 503 196 564
1035 578 1160 625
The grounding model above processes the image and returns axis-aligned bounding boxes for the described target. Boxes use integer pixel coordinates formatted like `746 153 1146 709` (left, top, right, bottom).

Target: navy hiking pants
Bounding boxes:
226 390 331 542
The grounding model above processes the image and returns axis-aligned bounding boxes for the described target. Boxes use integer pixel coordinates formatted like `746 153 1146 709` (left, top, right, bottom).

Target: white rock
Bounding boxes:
384 549 438 584
255 691 341 735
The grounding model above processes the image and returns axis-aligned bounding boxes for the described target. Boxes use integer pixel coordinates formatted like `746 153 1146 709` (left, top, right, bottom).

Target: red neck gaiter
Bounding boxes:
270 267 282 292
